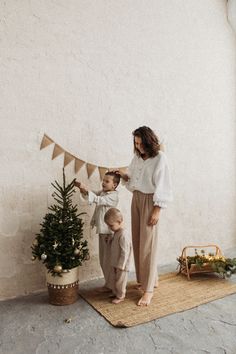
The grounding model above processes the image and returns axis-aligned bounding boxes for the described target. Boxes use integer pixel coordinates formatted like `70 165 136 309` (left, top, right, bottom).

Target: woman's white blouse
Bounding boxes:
125 151 173 208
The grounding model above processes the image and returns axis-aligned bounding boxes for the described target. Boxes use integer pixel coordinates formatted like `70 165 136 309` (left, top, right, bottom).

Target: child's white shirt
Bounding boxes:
88 190 119 234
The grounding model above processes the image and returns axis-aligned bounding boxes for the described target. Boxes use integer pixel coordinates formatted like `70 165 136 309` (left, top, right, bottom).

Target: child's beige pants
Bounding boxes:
131 191 159 292
99 234 112 288
110 268 128 299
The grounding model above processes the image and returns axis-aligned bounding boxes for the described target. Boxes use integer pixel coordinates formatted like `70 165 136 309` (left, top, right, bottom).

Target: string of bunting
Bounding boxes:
40 134 128 181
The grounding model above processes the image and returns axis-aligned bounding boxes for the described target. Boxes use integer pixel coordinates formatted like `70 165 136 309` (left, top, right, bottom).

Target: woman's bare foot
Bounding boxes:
112 297 125 304
137 292 153 306
96 286 112 293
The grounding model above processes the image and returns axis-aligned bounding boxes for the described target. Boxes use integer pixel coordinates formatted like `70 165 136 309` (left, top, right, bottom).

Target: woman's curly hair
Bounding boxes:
133 126 160 158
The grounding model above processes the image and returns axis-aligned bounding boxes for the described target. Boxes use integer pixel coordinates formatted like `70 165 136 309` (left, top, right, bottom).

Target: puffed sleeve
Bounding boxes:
88 191 119 207
153 153 173 208
78 190 101 204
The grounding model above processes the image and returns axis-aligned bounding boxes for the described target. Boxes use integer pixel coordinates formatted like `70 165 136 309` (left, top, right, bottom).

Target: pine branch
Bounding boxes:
51 182 63 193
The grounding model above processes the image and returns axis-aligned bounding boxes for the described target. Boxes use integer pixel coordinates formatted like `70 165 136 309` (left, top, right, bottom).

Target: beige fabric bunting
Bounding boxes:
64 152 75 167
98 167 108 180
40 134 54 150
40 133 128 180
75 158 85 174
52 144 64 160
86 163 97 179
118 166 128 174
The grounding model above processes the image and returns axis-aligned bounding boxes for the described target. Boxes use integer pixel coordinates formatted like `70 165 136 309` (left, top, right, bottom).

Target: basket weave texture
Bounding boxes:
47 281 79 305
178 244 222 280
46 266 79 305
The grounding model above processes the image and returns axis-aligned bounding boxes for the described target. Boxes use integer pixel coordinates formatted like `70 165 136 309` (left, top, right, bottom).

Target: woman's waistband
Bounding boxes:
133 190 154 197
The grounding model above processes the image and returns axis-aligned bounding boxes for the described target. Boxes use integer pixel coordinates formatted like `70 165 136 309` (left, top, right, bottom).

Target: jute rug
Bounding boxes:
79 272 236 327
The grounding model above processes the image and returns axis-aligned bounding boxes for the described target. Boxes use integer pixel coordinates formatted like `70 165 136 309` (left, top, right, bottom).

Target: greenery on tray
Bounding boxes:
31 169 89 276
177 249 236 278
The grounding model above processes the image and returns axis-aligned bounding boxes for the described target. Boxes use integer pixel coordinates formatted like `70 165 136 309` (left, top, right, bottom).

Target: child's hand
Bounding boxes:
79 182 87 191
74 180 81 188
81 189 88 196
75 181 88 194
80 183 88 195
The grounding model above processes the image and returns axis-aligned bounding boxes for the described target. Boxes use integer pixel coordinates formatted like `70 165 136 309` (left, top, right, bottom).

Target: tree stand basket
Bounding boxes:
178 244 222 280
46 267 79 305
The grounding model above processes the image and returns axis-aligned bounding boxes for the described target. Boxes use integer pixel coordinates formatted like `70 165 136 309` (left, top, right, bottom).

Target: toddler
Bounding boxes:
104 208 132 304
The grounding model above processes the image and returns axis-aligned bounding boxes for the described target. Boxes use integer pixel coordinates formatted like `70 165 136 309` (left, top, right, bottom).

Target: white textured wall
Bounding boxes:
228 0 236 33
0 0 235 300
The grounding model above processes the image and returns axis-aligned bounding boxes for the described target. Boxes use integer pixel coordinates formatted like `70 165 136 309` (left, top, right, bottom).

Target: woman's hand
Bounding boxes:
110 169 129 182
148 206 161 226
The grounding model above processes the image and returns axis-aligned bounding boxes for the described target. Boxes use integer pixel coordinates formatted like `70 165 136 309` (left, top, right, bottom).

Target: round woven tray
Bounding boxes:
47 281 79 305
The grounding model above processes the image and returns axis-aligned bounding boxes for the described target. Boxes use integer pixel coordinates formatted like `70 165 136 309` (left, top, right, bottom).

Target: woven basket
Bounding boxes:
46 267 79 305
178 244 222 280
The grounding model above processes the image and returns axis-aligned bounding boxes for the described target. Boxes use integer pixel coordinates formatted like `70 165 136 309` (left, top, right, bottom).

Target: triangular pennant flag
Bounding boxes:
119 166 128 174
86 163 97 179
98 167 108 181
40 134 54 150
64 152 75 167
75 158 85 174
52 144 64 160
159 143 165 152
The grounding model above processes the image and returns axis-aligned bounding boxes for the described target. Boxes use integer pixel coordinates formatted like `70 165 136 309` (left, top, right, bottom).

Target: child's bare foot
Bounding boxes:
137 292 153 306
96 286 112 293
112 297 125 304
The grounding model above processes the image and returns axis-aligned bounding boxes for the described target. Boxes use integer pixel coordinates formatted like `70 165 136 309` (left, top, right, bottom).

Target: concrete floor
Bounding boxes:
1 260 236 354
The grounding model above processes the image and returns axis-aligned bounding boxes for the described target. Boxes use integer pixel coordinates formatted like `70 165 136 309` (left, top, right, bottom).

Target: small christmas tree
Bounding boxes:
31 169 89 276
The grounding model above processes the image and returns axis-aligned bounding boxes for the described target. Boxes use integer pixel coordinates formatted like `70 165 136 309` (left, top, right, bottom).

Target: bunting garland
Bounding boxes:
75 159 85 174
52 144 64 159
40 134 128 180
40 135 54 149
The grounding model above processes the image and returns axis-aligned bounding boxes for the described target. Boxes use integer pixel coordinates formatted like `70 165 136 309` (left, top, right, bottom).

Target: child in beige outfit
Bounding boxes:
104 208 132 304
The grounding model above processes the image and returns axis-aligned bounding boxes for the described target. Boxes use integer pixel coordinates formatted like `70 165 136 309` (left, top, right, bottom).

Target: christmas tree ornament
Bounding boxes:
31 256 36 261
41 253 47 260
54 265 62 273
53 242 58 249
74 248 80 256
33 239 38 246
85 254 90 261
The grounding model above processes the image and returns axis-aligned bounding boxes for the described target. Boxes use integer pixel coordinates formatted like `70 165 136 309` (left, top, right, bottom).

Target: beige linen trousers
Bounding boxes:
131 191 159 292
99 234 113 288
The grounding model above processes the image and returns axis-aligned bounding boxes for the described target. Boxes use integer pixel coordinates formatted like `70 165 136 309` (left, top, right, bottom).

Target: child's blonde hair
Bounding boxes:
104 208 123 224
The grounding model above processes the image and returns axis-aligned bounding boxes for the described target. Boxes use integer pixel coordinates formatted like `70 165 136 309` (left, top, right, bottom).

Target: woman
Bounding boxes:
118 126 173 306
